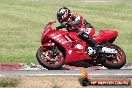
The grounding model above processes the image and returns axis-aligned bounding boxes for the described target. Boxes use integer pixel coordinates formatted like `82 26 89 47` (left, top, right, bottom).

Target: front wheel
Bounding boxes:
36 46 65 70
102 44 126 69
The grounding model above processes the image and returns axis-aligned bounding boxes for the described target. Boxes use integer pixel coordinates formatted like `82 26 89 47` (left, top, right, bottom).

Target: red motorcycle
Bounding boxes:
36 21 126 70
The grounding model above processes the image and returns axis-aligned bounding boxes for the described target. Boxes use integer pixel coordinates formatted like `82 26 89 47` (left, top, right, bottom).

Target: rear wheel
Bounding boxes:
102 44 126 69
36 46 65 70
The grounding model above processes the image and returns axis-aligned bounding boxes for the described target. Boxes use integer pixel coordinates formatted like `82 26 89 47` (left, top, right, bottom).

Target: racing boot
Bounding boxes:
94 44 103 53
78 31 102 54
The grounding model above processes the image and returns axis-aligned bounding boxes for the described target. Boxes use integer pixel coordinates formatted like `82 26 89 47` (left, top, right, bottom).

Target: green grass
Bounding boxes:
0 77 20 87
0 0 132 63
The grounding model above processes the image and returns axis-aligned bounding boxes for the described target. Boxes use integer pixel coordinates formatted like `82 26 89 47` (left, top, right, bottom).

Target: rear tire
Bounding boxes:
102 44 126 69
36 46 65 70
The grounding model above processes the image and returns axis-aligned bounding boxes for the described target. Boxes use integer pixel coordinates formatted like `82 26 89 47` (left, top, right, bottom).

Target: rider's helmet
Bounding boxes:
57 7 71 23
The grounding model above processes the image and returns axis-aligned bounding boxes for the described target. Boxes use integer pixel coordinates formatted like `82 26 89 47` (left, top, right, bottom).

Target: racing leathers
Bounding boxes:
56 13 101 52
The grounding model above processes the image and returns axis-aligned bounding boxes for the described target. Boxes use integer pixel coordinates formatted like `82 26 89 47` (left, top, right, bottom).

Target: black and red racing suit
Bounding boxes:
57 13 98 48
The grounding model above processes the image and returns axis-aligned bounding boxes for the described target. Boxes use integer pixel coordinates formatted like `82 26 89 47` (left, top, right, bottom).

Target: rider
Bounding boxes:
56 7 102 54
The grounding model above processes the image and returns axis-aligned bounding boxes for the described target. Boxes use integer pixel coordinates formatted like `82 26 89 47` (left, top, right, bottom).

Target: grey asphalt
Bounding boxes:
0 70 132 78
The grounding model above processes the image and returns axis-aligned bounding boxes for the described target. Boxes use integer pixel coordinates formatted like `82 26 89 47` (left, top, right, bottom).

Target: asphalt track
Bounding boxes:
0 70 132 78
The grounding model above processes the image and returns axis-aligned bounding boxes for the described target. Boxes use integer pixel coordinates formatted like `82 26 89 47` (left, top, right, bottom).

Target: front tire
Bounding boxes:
102 44 126 69
36 46 65 70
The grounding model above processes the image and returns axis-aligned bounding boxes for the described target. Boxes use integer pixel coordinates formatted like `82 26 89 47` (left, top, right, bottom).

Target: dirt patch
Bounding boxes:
19 76 82 88
1 76 132 88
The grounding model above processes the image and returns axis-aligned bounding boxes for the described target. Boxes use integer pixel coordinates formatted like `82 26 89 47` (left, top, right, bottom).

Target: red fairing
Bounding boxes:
93 30 118 43
40 21 118 64
48 30 91 63
42 42 55 47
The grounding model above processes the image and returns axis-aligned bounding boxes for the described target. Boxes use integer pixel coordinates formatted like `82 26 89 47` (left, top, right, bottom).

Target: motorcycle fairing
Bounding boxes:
48 30 91 63
42 42 55 47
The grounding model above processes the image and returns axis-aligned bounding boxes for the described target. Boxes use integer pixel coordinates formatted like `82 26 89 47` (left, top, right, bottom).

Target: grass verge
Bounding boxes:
0 0 132 63
0 77 20 87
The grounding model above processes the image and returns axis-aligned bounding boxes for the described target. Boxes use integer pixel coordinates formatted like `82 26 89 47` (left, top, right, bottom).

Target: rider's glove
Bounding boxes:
56 23 67 30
